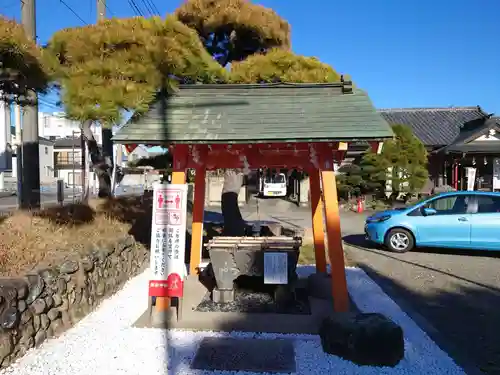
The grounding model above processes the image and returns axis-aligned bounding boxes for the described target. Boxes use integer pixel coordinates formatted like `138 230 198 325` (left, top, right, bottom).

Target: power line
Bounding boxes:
128 0 144 16
0 0 19 20
138 0 156 16
144 0 160 15
104 2 115 17
39 101 61 110
59 0 87 24
1 0 17 10
138 0 153 16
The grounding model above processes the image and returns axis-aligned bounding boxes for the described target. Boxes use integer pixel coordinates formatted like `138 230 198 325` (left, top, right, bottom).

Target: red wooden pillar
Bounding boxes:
321 168 349 312
190 166 206 275
317 143 349 313
309 169 327 273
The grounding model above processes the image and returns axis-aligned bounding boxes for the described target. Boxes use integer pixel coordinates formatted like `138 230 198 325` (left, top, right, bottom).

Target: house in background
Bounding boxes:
53 137 85 187
123 145 166 164
436 116 500 191
379 106 500 191
38 112 102 145
118 145 167 189
10 137 55 184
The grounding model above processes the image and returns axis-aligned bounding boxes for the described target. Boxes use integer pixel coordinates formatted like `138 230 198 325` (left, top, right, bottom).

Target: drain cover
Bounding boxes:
191 337 296 373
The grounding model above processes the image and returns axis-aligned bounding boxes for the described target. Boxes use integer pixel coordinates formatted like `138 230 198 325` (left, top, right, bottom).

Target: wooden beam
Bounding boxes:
309 169 326 273
190 166 205 275
321 169 349 312
199 153 317 170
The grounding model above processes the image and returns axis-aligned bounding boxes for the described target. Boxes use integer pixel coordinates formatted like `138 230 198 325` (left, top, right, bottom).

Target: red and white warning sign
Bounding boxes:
149 183 188 297
155 189 184 225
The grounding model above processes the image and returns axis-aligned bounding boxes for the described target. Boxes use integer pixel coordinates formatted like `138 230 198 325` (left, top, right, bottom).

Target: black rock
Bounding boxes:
25 275 45 305
59 260 79 274
0 307 19 330
80 256 95 272
306 272 332 300
319 312 404 367
198 263 217 293
116 236 134 254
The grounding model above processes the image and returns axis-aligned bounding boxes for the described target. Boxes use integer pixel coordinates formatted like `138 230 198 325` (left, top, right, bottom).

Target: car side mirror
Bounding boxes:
423 207 437 216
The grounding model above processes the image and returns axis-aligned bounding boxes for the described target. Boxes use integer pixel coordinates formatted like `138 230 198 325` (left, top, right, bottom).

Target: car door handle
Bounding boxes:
458 217 468 222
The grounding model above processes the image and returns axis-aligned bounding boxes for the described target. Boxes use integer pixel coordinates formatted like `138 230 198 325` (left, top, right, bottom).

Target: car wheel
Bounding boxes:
385 228 414 253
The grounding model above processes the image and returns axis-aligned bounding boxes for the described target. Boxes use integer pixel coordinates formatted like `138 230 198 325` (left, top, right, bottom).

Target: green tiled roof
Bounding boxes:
113 83 393 144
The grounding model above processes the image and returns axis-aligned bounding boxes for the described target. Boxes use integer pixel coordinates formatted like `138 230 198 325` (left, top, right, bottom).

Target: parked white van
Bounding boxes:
259 172 287 197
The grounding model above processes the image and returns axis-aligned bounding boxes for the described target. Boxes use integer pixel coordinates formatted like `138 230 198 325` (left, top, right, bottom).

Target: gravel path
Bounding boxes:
344 238 500 375
0 266 465 375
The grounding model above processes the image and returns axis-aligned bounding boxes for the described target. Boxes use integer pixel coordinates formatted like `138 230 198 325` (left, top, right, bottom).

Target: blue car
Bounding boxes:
364 191 500 253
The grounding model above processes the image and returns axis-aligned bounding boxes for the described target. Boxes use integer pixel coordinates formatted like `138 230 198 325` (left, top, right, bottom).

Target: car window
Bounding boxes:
475 196 500 214
424 195 468 215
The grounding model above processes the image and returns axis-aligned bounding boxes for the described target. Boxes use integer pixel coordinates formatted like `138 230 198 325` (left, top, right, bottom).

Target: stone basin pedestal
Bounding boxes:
205 236 302 303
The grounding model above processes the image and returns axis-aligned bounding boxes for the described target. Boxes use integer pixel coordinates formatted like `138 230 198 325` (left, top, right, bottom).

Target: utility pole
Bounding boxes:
14 104 22 147
20 0 41 209
0 95 12 192
14 104 22 200
97 0 105 20
96 0 115 198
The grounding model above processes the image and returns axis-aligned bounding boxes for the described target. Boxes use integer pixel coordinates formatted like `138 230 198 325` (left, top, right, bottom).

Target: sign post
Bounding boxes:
466 167 476 191
493 158 500 191
149 182 188 322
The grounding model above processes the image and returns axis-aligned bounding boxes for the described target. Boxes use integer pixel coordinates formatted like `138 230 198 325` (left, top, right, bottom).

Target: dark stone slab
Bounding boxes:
319 312 404 367
191 337 296 373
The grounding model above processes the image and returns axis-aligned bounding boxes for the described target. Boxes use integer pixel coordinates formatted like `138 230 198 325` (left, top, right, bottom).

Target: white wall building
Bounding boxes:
11 138 55 184
37 112 102 145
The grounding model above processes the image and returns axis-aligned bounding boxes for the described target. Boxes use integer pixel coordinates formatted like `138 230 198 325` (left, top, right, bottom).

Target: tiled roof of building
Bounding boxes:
378 106 489 147
113 83 393 144
38 136 54 146
53 137 80 148
438 117 500 154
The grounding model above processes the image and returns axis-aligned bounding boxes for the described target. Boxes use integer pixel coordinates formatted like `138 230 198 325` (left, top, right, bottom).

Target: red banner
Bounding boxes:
148 273 184 297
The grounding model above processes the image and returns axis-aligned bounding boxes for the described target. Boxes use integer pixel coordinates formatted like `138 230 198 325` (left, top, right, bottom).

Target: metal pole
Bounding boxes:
80 130 87 200
57 178 64 206
20 0 41 209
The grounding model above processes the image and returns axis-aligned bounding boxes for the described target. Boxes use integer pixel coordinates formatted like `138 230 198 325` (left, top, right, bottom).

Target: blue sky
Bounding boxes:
2 0 499 116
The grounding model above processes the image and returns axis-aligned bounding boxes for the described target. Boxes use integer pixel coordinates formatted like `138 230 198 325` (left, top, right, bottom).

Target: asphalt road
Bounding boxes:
235 200 500 374
342 217 500 375
0 192 81 211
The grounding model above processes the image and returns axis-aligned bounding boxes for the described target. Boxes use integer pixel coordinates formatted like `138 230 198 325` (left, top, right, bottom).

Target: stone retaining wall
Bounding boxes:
0 235 149 369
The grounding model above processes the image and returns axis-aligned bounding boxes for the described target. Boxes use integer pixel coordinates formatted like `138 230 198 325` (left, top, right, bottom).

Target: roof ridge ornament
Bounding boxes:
340 75 353 94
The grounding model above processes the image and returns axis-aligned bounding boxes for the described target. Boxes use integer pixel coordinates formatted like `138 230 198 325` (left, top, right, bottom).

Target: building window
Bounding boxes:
45 146 48 155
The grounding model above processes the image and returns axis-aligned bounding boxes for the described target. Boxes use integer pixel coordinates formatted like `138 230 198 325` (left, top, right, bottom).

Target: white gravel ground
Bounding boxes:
1 266 467 375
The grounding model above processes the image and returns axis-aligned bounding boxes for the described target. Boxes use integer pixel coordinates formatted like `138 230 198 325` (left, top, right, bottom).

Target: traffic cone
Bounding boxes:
357 198 364 213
